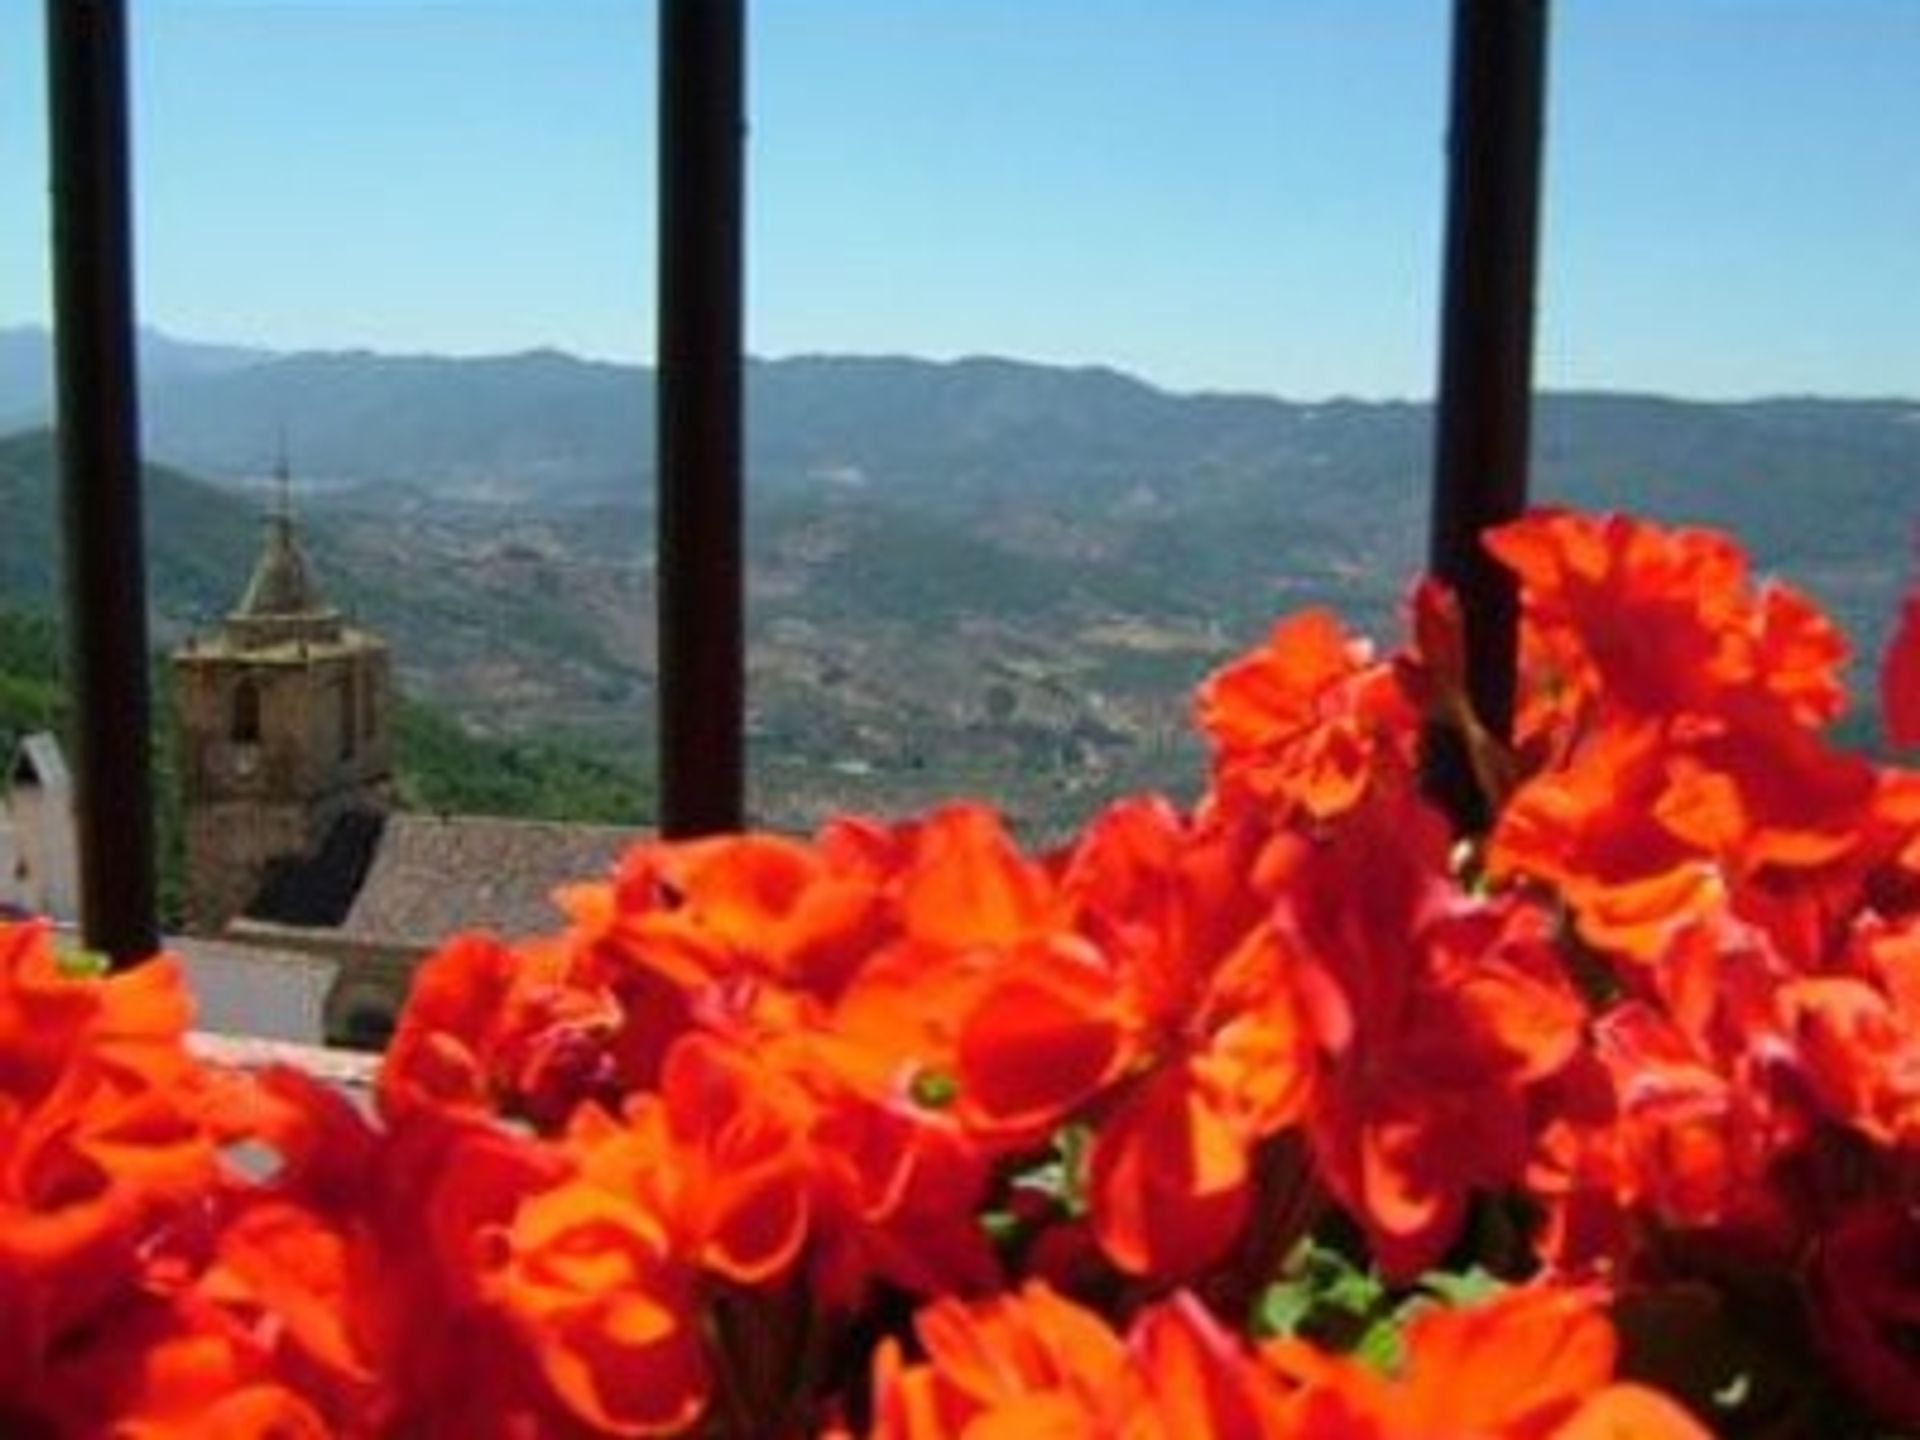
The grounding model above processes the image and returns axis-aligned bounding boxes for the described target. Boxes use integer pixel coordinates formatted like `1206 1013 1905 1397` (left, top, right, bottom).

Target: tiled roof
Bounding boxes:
342 813 643 945
9 732 70 791
247 811 645 949
238 513 328 618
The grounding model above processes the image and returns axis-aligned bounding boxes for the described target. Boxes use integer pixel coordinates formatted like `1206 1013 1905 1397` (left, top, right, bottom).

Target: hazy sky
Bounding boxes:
2 0 1916 400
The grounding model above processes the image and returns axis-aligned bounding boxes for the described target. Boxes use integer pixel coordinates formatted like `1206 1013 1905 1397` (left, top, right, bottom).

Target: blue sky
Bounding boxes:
2 0 1915 400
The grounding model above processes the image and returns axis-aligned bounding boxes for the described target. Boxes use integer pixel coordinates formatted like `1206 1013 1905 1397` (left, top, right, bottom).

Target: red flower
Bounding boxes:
1492 709 1873 966
577 825 895 1003
1264 1285 1709 1438
242 1067 604 1434
14 1287 334 1438
492 1170 710 1436
823 802 1125 1146
0 923 224 1398
379 929 620 1130
1053 798 1313 1279
564 1034 813 1289
1196 608 1418 822
1273 799 1584 1278
1090 1062 1259 1282
871 1282 1291 1439
1883 588 1920 748
1785 914 1920 1146
1489 509 1845 732
1809 1201 1920 1429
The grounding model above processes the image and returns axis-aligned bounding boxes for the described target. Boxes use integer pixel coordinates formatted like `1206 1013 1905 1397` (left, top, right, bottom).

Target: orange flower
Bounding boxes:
871 1282 1125 1438
563 820 896 1006
951 948 1130 1137
1538 1003 1797 1268
828 803 1123 1142
870 1282 1291 1439
1196 608 1418 823
1263 1285 1709 1438
805 1081 1003 1309
1492 710 1873 967
1089 1063 1256 1282
539 818 907 1112
0 923 224 1396
1752 580 1851 730
492 1173 709 1436
239 1067 608 1433
1492 723 1725 962
1489 509 1845 733
1126 1291 1298 1438
1657 702 1874 874
195 1198 376 1405
565 1034 813 1290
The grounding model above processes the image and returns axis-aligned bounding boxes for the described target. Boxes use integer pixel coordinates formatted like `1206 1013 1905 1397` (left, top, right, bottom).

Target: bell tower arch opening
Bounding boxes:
231 677 262 745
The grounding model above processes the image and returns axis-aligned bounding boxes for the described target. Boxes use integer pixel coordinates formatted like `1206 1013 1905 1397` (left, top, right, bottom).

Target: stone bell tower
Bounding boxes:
173 464 393 932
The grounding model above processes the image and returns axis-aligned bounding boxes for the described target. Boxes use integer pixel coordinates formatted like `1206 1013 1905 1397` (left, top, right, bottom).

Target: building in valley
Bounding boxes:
173 478 640 1047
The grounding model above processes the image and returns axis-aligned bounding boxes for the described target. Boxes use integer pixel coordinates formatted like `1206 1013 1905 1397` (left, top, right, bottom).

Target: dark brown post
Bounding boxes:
1424 0 1549 831
45 0 159 964
657 0 746 837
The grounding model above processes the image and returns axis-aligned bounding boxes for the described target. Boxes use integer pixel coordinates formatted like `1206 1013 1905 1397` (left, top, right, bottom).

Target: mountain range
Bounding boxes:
2 325 1916 834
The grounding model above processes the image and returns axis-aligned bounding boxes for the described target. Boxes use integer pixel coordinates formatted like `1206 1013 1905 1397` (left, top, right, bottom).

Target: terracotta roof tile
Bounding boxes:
337 813 643 946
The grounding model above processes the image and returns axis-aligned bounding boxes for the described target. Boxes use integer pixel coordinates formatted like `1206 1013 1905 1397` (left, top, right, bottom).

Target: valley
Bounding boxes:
2 329 1916 839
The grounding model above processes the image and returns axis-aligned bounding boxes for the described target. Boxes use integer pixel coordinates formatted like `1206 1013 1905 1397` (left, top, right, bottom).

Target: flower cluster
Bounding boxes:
7 507 1920 1435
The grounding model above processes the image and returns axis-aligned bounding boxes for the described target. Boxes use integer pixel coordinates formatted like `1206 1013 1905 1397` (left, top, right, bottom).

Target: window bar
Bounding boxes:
656 0 746 837
45 0 159 965
1423 0 1550 832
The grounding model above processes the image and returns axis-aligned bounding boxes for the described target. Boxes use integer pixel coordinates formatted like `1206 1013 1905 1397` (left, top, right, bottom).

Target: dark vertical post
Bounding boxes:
1424 0 1549 831
45 0 159 964
657 0 746 837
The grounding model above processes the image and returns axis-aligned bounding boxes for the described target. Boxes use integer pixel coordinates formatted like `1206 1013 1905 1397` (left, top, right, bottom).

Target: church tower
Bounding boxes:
173 467 392 932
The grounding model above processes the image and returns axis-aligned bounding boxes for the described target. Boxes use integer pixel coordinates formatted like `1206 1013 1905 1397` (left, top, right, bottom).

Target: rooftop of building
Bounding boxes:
245 810 646 949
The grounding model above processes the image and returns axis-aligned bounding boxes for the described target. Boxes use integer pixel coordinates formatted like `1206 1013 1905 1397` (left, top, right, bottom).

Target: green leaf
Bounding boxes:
1351 1313 1409 1375
1254 1279 1319 1339
54 944 110 980
1419 1266 1503 1308
979 1209 1023 1247
1321 1263 1385 1315
1251 1239 1392 1346
908 1067 958 1109
1034 1123 1093 1218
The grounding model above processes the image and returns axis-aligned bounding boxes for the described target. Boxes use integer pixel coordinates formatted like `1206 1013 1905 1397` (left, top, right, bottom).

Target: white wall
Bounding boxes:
170 940 338 1045
9 784 78 922
0 815 25 914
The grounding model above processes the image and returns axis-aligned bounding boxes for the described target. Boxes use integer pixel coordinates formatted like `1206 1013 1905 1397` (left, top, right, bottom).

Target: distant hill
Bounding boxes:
0 427 267 628
3 331 1916 835
0 428 648 736
0 325 273 435
2 327 1911 535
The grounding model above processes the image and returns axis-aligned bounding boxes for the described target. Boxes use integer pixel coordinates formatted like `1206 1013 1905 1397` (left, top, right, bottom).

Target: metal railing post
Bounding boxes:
657 0 746 837
1423 0 1550 831
45 0 159 964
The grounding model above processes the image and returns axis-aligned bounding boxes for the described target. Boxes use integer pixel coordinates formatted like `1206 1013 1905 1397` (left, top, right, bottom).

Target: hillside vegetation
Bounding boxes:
2 336 1915 837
